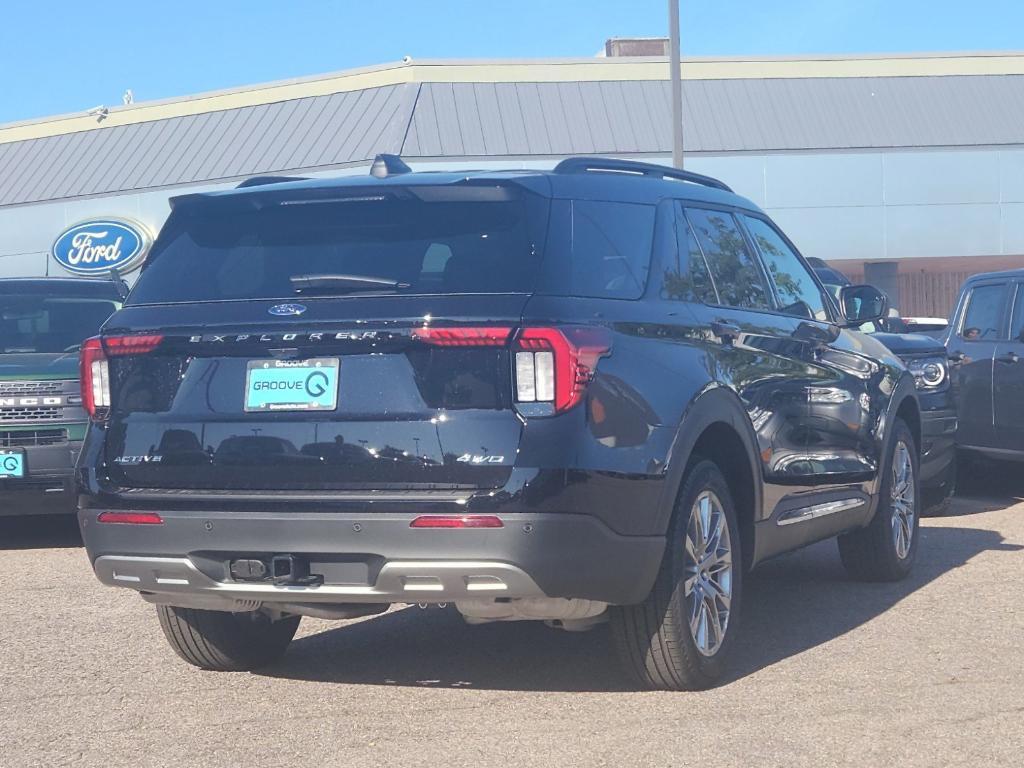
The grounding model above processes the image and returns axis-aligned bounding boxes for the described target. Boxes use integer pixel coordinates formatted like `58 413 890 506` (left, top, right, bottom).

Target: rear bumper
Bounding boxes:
0 440 81 516
79 508 665 607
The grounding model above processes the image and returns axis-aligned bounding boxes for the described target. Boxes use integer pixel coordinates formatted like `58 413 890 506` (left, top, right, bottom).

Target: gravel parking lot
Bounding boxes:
2 468 1023 768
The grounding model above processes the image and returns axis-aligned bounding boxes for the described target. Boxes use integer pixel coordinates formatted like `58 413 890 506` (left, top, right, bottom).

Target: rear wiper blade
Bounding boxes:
289 274 410 294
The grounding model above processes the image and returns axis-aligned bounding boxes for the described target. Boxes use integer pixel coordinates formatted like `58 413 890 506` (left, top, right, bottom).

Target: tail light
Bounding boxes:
80 334 163 420
514 326 611 414
412 327 512 346
80 337 109 419
410 323 611 416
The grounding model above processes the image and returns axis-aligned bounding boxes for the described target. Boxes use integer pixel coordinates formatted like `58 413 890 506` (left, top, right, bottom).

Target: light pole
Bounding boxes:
669 0 684 168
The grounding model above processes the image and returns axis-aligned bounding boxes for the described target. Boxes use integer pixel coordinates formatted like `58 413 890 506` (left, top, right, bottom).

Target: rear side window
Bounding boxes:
684 208 771 311
960 284 1006 341
657 202 716 303
540 200 654 300
128 185 550 305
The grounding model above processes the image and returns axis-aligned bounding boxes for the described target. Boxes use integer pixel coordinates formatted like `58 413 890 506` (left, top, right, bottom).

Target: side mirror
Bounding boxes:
839 284 888 327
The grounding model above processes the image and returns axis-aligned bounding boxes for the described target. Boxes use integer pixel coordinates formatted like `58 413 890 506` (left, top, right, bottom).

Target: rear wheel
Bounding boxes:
838 418 920 581
156 605 300 671
611 459 742 690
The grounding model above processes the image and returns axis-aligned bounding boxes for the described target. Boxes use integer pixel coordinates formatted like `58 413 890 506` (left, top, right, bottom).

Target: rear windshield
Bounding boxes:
128 185 551 305
1 295 120 353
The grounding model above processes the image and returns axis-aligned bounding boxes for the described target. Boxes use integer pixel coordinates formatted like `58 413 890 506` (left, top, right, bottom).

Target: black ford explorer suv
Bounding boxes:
1 278 120 515
78 156 921 690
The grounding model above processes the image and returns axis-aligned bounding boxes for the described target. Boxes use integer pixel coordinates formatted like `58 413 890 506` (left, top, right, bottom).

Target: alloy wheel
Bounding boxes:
683 490 733 657
891 440 916 559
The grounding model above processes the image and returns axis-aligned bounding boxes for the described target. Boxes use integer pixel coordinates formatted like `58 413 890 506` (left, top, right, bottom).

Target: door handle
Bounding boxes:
996 351 1020 364
711 320 741 342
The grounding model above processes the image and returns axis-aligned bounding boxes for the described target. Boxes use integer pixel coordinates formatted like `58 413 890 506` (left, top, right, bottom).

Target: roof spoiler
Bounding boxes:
235 175 309 188
169 176 310 208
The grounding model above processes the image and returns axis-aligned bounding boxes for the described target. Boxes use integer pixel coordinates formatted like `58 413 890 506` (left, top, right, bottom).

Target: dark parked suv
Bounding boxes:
78 156 921 690
945 269 1024 463
1 278 120 515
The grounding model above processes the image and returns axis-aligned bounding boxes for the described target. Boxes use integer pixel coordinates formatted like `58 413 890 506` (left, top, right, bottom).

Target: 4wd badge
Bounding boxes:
456 454 506 464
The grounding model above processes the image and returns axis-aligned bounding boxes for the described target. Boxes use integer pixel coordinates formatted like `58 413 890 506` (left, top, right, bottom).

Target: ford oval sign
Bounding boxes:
51 219 151 276
268 303 307 316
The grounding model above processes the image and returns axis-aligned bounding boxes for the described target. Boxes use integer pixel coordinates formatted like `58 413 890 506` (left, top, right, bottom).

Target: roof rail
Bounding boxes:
236 175 309 188
552 157 733 193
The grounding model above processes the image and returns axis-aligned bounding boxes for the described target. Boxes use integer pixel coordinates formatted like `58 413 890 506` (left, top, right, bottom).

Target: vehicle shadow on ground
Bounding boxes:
725 524 1020 682
949 458 1024 514
0 514 82 550
266 523 1020 693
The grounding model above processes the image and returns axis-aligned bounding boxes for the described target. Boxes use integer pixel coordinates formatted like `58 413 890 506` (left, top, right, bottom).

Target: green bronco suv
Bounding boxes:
0 278 120 515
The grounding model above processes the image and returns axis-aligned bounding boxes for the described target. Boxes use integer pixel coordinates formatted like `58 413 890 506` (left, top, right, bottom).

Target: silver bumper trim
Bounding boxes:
110 488 476 503
93 555 545 607
777 497 865 526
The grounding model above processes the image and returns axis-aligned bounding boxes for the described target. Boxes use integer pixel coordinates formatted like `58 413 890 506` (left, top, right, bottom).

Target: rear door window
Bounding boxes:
960 283 1007 341
128 185 550 305
539 199 654 300
683 208 772 311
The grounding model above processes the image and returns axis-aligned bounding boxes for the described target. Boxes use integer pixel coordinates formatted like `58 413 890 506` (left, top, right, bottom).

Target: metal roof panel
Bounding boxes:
4 75 1024 207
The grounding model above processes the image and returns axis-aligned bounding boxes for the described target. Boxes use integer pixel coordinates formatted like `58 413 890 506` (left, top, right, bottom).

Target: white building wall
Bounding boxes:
1 147 1023 280
689 147 1024 265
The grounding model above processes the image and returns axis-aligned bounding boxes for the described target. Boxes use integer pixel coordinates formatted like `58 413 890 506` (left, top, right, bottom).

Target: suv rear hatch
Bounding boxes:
95 180 550 493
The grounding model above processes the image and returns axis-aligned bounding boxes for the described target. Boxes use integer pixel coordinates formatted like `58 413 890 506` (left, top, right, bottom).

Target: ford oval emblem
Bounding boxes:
51 218 151 276
268 303 307 317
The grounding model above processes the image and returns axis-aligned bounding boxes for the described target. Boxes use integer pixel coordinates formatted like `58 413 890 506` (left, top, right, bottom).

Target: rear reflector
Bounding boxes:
410 515 503 529
97 511 164 525
412 327 512 347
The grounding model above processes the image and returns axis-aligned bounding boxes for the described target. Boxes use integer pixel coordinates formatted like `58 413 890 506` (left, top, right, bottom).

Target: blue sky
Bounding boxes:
0 0 1020 124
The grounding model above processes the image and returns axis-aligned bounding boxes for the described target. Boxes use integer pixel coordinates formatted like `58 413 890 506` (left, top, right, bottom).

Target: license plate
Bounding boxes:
0 449 25 478
244 358 339 412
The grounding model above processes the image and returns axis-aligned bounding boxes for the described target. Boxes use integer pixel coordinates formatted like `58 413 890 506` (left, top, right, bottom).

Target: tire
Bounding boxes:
156 605 301 671
838 417 920 581
611 459 742 691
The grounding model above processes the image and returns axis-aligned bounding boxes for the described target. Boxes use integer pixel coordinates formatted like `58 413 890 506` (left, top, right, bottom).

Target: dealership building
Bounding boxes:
2 47 1024 315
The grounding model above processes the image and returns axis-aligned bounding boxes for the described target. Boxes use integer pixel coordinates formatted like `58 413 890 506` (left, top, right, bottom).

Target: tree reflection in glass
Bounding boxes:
685 209 769 311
